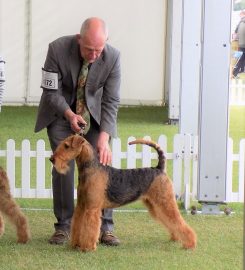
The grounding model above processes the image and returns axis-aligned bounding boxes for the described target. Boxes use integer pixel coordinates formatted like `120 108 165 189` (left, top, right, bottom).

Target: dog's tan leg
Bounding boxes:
0 168 30 243
0 212 4 237
71 204 101 252
77 208 101 252
0 194 30 243
70 205 84 248
15 214 30 244
143 176 196 249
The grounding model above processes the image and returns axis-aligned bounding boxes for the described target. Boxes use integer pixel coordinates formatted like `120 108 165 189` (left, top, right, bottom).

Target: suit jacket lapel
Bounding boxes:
69 37 81 89
86 54 104 87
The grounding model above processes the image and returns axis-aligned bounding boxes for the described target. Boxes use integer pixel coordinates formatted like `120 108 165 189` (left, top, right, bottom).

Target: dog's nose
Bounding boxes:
49 156 55 164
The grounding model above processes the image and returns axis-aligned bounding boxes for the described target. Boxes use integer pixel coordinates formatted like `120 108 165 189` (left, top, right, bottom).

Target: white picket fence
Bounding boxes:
230 79 245 105
0 135 244 206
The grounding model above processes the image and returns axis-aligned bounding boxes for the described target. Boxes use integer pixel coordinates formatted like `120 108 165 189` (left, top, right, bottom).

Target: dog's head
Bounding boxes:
50 134 93 174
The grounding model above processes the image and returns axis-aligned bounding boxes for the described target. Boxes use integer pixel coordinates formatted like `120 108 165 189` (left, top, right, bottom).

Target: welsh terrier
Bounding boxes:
0 167 30 243
50 135 197 252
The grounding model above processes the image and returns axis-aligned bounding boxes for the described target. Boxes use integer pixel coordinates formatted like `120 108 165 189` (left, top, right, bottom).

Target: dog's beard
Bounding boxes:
53 159 70 174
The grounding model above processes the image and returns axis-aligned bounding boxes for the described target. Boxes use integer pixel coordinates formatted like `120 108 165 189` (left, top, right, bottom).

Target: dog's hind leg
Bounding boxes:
0 168 30 243
0 212 4 237
142 176 196 249
0 195 30 243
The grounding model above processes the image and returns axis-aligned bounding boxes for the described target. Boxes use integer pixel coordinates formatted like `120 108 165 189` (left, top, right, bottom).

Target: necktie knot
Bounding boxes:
81 61 89 72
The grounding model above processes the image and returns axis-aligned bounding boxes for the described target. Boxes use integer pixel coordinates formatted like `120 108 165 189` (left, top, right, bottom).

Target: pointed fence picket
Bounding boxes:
173 134 185 198
226 138 245 202
230 79 245 105
192 136 199 200
0 135 244 206
6 139 16 196
238 139 245 201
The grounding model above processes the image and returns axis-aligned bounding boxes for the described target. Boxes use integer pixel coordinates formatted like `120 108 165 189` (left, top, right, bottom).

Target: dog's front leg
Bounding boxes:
70 205 84 249
77 208 101 252
0 212 4 237
71 204 101 252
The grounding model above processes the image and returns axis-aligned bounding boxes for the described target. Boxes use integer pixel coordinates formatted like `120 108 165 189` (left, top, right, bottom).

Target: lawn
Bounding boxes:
0 207 243 270
0 105 243 150
0 105 244 270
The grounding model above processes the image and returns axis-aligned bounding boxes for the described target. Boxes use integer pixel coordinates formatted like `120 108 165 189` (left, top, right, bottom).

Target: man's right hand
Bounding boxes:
64 108 87 133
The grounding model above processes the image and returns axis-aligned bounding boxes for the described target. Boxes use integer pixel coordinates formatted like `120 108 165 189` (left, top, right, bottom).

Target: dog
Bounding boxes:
0 167 30 243
50 134 197 252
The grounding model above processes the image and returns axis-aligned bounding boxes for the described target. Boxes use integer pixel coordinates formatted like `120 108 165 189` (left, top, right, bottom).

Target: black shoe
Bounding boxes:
48 230 70 245
100 231 120 246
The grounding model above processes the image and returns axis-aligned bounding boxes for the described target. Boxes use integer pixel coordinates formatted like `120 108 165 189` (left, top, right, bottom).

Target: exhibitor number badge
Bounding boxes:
41 68 58 90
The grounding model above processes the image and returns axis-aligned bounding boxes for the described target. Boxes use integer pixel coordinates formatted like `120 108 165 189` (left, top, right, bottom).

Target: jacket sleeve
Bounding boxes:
41 43 70 117
100 51 121 137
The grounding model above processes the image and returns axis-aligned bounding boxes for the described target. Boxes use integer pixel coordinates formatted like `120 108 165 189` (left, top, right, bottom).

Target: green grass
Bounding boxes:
0 209 243 270
0 105 244 150
118 106 177 149
0 105 178 149
0 105 244 269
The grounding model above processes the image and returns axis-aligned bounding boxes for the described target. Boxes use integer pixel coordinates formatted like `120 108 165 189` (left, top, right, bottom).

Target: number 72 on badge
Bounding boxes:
41 68 58 90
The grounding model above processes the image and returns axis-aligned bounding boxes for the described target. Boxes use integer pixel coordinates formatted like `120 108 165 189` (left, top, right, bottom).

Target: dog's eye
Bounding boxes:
64 143 69 149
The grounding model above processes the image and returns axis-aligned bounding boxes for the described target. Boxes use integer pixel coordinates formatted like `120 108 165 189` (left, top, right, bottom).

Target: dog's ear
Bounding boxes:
80 141 95 162
71 135 84 149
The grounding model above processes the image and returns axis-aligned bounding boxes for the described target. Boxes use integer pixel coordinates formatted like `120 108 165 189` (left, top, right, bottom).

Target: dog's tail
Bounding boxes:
128 139 165 170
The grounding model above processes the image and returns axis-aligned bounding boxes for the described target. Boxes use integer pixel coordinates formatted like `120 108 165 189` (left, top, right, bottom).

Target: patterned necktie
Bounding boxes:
76 61 90 134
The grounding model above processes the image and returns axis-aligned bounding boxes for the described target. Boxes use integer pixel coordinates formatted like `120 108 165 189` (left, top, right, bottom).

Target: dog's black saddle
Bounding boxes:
105 166 162 205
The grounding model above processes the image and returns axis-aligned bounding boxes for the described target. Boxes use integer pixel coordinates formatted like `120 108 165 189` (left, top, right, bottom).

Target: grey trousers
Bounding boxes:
47 116 114 232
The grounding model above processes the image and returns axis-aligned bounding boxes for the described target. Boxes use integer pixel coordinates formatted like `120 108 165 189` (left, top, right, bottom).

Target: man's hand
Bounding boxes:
64 109 86 133
97 131 112 166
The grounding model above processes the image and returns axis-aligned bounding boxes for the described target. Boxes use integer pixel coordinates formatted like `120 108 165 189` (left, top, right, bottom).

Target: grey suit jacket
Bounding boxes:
34 35 120 137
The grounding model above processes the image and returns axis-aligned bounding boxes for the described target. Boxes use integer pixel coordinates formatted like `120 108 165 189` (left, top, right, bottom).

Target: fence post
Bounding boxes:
142 136 152 167
230 79 245 105
112 138 122 169
157 135 167 153
192 136 198 199
173 134 184 198
237 80 243 103
238 139 245 202
127 136 136 168
6 139 16 196
21 139 31 198
36 139 47 198
226 138 233 202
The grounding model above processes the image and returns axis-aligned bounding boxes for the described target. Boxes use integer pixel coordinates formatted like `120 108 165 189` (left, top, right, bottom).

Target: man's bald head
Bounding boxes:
80 17 108 40
77 17 108 63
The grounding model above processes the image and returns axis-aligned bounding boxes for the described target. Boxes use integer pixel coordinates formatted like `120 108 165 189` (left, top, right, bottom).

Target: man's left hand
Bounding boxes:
97 131 112 166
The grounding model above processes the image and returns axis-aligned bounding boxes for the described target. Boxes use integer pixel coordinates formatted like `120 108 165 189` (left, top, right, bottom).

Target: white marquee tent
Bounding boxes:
0 0 166 105
0 0 239 213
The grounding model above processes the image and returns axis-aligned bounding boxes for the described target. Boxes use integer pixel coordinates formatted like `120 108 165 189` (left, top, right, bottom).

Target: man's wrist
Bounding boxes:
99 131 110 142
64 108 75 122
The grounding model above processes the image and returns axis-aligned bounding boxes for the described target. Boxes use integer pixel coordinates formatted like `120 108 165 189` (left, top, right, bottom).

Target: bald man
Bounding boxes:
35 18 121 246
